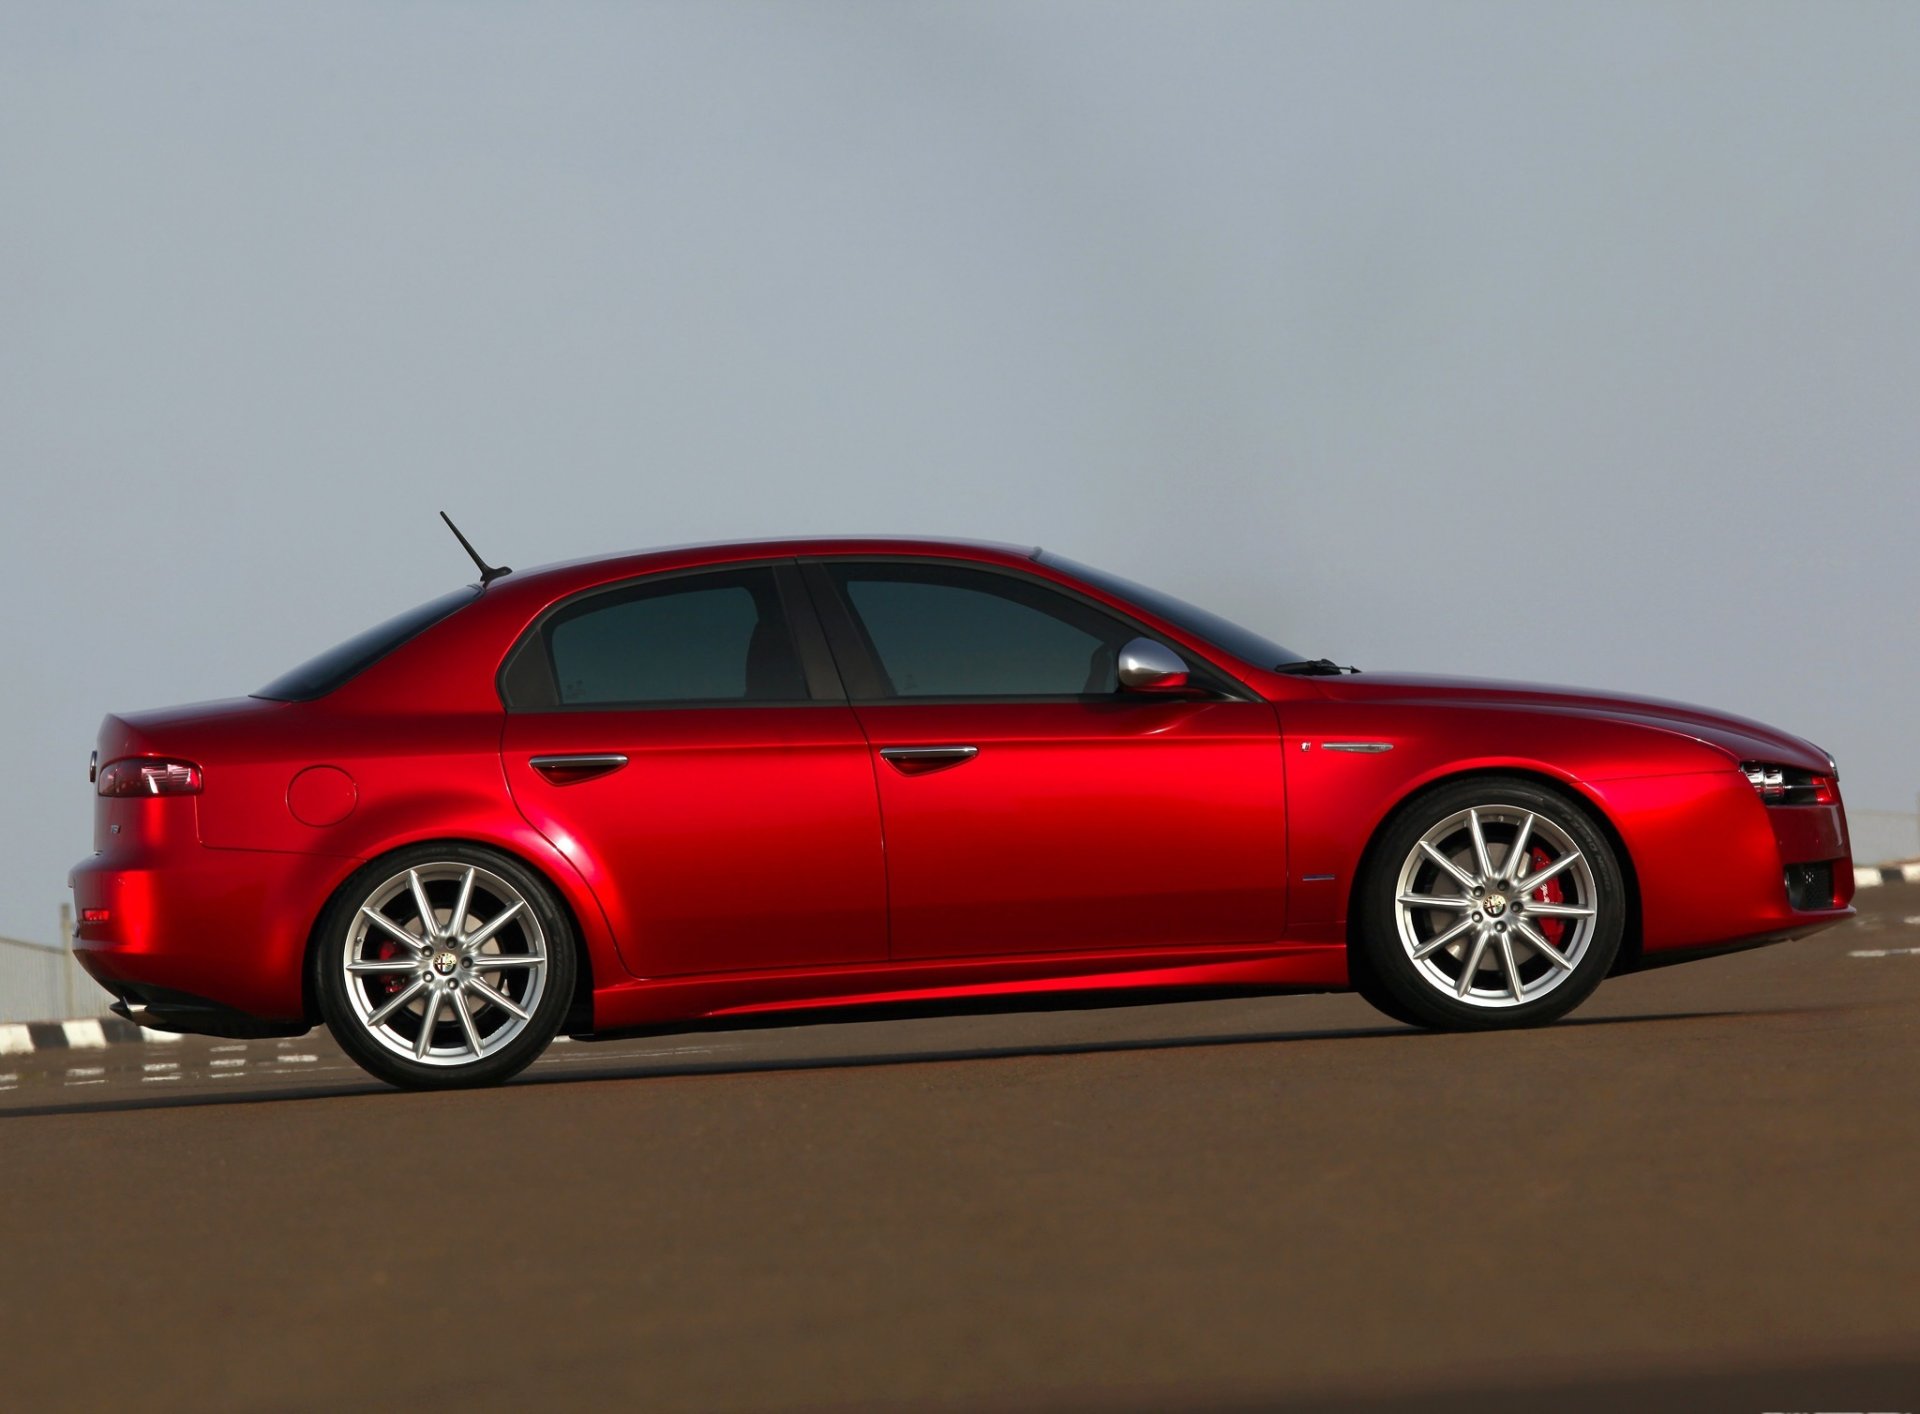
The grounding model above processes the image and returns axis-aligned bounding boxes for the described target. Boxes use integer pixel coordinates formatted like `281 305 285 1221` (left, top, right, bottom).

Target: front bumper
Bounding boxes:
1592 770 1854 965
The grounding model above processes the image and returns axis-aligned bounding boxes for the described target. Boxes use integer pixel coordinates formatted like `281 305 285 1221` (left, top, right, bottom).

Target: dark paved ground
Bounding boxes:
5 886 1920 1412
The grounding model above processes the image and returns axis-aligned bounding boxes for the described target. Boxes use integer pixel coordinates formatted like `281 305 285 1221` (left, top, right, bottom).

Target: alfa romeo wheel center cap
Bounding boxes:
434 950 459 976
1483 894 1509 918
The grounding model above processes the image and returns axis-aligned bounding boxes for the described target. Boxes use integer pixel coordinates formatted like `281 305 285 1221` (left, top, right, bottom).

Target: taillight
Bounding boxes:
1741 762 1835 806
96 758 203 797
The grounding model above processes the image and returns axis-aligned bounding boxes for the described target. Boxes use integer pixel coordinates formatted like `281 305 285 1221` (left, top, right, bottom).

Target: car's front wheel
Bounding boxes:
1352 778 1625 1030
316 844 576 1089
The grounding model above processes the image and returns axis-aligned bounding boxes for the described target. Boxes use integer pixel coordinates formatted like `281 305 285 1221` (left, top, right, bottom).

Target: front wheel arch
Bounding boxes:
1342 767 1643 976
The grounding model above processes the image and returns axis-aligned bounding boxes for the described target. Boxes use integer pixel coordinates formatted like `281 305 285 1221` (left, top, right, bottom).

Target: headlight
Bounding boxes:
1740 761 1835 806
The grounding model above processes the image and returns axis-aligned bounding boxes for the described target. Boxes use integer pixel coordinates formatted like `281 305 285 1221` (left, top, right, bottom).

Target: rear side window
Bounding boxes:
828 563 1127 698
507 568 808 709
254 587 480 702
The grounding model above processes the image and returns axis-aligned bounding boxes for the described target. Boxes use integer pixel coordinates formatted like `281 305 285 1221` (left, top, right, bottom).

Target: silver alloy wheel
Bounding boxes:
1392 804 1599 1009
341 862 549 1067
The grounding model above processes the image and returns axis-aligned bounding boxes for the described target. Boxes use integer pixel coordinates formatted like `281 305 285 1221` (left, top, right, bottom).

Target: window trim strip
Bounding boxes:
795 555 1254 705
495 557 849 713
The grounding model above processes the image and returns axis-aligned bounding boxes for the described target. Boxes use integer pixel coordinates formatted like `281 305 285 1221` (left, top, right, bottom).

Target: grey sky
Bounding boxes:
4 3 1918 946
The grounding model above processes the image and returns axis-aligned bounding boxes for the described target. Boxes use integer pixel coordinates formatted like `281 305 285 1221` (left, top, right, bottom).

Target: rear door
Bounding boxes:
803 557 1287 961
500 561 887 978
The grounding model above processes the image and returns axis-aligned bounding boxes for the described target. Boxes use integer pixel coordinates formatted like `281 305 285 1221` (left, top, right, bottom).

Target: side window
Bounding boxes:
529 569 808 707
827 563 1129 699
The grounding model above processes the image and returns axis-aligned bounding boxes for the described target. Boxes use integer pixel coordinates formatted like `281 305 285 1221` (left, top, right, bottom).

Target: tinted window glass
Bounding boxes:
544 569 806 706
254 587 480 702
832 564 1126 698
1038 552 1299 669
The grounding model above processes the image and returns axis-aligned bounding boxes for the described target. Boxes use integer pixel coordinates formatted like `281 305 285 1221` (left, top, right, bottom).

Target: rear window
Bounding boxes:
253 587 480 702
503 567 808 709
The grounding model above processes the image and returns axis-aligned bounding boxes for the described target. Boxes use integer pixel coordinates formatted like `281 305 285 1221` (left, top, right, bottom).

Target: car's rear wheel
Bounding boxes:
316 844 576 1089
1352 778 1624 1030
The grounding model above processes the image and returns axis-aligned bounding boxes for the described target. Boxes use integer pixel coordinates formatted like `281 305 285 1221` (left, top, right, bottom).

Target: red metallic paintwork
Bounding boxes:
70 536 1853 1036
502 705 888 977
855 698 1286 959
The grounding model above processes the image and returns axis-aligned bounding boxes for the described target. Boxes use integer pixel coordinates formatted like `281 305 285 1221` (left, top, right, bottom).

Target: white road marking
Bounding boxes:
0 1072 17 1085
0 1025 34 1056
537 1044 739 1065
275 1054 319 1064
143 1061 179 1073
65 1066 105 1078
210 1043 248 1053
209 1057 247 1068
141 1074 182 1083
62 1020 107 1049
1850 947 1920 958
1904 916 1920 926
139 1028 183 1043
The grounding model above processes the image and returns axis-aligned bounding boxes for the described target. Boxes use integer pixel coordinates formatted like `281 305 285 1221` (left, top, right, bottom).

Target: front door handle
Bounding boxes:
879 745 979 776
530 753 629 786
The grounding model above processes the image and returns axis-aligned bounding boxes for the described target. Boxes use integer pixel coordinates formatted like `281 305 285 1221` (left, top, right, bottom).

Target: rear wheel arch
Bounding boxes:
301 837 598 1033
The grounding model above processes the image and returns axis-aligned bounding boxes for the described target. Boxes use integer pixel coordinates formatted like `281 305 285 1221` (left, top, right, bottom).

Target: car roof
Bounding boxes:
493 535 1044 598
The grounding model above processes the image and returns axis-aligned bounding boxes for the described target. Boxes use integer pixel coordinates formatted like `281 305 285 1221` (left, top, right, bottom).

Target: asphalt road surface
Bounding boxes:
6 888 1920 1412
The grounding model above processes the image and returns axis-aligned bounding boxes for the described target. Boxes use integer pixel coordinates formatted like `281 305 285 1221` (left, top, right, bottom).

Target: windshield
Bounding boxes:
1039 553 1301 669
254 587 480 702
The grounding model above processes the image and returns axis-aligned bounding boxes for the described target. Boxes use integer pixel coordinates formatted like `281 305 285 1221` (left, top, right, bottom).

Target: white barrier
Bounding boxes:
0 934 117 1025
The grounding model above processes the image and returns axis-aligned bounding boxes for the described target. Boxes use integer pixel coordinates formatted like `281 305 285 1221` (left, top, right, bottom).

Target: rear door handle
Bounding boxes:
878 745 979 775
529 753 629 785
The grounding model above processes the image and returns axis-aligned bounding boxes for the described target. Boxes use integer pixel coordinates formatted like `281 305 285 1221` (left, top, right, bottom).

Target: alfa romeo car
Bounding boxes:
72 533 1854 1088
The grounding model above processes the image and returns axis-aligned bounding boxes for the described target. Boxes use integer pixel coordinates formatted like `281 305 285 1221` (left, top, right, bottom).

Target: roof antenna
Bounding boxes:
439 511 512 585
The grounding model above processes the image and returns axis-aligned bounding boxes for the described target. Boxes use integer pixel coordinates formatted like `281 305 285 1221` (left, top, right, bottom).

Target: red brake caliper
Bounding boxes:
371 933 409 1003
1528 845 1566 947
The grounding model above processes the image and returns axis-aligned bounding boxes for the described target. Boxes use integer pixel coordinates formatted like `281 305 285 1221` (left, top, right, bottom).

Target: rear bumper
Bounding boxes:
69 844 352 1028
110 987 309 1039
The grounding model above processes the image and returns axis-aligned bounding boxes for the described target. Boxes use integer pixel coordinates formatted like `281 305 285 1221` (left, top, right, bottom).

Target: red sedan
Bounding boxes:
72 535 1854 1088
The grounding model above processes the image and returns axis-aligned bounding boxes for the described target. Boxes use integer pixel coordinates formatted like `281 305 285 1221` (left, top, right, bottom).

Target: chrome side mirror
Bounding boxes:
1116 637 1190 692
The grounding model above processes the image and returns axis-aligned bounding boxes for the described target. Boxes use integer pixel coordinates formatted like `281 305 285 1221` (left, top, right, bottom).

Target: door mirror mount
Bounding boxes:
1116 637 1191 693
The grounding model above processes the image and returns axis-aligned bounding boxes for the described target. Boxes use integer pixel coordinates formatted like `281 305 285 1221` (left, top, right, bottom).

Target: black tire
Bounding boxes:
1351 777 1625 1031
315 843 577 1090
1343 944 1431 1029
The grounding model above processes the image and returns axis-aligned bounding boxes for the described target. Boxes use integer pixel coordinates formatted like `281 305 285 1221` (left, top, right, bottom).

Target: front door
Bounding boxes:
804 558 1287 961
501 563 887 978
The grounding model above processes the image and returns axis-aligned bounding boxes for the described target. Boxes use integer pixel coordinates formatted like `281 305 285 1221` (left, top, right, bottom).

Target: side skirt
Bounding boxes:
585 941 1350 1035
